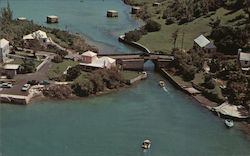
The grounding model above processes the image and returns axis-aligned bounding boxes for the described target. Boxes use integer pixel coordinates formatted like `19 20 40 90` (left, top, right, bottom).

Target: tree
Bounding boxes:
172 29 179 49
66 65 81 81
144 20 161 32
0 2 13 24
20 59 36 73
52 54 63 63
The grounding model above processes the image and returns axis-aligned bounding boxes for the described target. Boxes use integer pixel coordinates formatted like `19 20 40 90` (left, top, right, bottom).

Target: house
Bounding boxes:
193 35 216 53
79 51 116 71
23 30 50 44
3 64 20 78
238 49 250 71
0 38 10 63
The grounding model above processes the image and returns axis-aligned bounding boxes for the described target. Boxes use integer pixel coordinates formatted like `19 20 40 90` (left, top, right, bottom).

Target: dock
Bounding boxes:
107 10 118 17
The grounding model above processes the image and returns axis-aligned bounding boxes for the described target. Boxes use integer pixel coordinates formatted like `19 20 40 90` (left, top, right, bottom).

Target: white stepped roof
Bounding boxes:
81 51 97 57
194 35 210 48
99 56 116 64
0 38 9 48
239 52 250 61
4 64 20 70
23 30 47 40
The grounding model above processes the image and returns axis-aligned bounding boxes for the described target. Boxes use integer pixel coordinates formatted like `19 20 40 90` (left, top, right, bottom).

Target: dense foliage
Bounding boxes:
71 68 124 97
43 85 73 99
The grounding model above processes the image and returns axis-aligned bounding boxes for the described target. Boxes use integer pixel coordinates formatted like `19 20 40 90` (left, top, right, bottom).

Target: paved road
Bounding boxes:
0 51 54 96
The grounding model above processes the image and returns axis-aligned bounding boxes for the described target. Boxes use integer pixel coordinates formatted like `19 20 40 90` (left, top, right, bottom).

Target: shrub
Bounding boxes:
43 85 72 99
145 20 161 32
52 54 63 63
124 30 142 42
165 17 176 25
66 65 81 81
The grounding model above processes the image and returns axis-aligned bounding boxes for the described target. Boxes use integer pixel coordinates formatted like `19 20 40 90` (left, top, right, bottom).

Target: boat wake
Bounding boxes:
162 86 169 93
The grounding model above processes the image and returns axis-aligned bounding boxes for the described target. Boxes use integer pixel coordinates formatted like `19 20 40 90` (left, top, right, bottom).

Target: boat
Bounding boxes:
141 139 151 149
224 119 234 128
159 80 165 87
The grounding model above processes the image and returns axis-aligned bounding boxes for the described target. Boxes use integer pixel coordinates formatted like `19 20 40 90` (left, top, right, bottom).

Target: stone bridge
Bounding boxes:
98 53 174 70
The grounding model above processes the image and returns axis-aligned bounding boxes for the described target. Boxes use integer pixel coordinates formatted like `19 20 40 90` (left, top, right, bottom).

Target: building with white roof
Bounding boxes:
3 64 20 78
23 30 49 44
79 51 116 71
0 38 10 63
238 49 250 71
193 35 216 53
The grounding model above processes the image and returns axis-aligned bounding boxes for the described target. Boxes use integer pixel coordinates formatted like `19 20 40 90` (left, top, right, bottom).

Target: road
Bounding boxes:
0 51 55 96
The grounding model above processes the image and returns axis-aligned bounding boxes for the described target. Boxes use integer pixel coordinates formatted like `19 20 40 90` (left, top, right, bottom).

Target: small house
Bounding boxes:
80 51 116 71
23 30 49 44
81 51 98 63
107 10 118 17
193 35 216 53
131 6 140 14
3 64 20 78
47 15 59 23
238 49 250 71
0 38 10 63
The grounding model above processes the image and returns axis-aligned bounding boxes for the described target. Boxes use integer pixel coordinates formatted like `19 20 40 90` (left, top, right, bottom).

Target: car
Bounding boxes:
39 80 50 85
21 84 31 91
27 80 39 85
1 82 13 88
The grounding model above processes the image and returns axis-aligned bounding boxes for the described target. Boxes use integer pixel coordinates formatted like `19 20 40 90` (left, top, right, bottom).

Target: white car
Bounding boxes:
1 82 13 88
21 84 31 91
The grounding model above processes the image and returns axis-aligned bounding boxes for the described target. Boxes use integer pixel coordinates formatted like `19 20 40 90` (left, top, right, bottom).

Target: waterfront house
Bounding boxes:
0 38 10 63
193 35 216 53
80 51 116 71
238 49 250 71
23 30 50 44
3 64 20 79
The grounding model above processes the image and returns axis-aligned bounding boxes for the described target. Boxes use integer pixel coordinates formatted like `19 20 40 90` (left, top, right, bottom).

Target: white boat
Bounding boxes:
159 80 165 87
225 119 234 128
141 139 151 149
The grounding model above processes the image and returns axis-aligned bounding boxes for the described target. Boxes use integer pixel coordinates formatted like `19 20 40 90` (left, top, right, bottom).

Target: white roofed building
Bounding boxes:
3 64 20 78
79 51 116 71
0 38 10 63
193 35 216 53
23 30 49 44
238 49 250 71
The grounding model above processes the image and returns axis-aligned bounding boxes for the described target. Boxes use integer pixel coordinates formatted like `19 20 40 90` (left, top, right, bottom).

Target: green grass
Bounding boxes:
121 70 141 80
137 7 246 54
48 60 79 80
10 58 42 67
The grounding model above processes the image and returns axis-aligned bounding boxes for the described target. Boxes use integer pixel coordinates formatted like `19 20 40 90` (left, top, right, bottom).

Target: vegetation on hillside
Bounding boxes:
0 4 98 54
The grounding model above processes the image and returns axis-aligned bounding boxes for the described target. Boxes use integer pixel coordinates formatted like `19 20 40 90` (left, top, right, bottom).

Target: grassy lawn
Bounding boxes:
135 2 245 54
10 58 42 67
48 60 79 80
121 70 141 80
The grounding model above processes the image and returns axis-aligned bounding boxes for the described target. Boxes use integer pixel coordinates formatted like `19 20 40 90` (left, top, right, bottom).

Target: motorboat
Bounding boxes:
225 119 234 128
141 139 151 149
159 80 165 87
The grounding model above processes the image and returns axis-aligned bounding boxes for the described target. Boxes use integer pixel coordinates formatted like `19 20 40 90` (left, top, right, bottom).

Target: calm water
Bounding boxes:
0 0 250 155
0 0 143 54
1 72 250 156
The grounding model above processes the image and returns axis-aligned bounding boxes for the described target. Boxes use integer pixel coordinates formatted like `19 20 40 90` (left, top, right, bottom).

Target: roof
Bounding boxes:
17 17 27 20
239 52 250 61
47 15 58 18
23 30 48 40
194 35 210 48
107 10 118 13
4 64 20 70
0 38 9 48
99 57 116 64
81 51 97 57
204 42 216 49
213 102 249 118
80 56 116 68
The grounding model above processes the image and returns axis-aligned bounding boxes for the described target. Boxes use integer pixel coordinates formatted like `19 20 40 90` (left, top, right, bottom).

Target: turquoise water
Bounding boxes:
1 72 250 156
0 0 143 54
1 0 250 155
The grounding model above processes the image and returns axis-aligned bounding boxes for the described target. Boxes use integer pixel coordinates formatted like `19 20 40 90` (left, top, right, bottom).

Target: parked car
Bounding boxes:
27 80 39 85
21 84 31 91
39 80 50 85
1 82 13 88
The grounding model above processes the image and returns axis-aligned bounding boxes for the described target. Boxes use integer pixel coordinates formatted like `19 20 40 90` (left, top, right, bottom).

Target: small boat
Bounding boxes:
141 139 151 149
159 80 165 87
225 119 234 128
